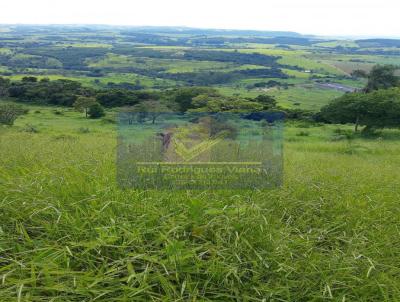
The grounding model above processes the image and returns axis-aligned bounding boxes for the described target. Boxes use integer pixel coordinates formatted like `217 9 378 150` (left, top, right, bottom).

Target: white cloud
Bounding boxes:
0 0 399 37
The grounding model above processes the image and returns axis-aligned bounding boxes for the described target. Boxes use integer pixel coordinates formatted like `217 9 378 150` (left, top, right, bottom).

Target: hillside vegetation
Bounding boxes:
1 106 400 300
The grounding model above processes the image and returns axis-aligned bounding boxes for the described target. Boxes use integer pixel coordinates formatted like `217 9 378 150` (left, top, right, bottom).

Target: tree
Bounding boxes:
21 76 38 83
0 77 10 97
132 100 169 124
0 103 29 126
191 95 264 112
365 65 399 92
73 96 97 118
7 78 85 106
320 88 400 132
168 87 219 112
97 89 132 107
351 69 368 79
253 94 277 109
88 103 105 119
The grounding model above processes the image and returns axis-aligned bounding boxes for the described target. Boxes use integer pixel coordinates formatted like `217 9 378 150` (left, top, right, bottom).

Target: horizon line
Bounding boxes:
1 23 399 40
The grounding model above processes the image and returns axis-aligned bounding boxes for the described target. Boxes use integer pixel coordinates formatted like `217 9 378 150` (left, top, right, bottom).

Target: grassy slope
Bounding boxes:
87 53 234 73
0 106 399 301
217 85 343 111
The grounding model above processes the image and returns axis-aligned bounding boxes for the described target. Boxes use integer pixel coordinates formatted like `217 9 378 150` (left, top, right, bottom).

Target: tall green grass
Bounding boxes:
0 108 400 301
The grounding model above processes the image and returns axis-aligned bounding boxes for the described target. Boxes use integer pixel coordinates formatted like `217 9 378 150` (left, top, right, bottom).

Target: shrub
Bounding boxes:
296 131 310 137
88 103 105 119
0 103 28 126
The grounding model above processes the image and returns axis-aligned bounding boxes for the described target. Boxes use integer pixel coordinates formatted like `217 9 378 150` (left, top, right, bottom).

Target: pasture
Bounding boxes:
0 105 399 300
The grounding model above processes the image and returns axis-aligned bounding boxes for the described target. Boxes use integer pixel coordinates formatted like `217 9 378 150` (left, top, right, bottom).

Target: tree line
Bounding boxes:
0 75 308 125
1 65 399 131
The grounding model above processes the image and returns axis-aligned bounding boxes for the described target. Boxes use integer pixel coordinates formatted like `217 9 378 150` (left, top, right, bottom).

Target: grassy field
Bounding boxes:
217 85 343 110
87 53 234 73
230 47 346 75
1 105 400 301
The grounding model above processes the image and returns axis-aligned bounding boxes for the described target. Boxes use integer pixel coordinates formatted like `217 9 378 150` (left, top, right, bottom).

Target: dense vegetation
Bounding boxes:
2 63 399 131
319 65 400 132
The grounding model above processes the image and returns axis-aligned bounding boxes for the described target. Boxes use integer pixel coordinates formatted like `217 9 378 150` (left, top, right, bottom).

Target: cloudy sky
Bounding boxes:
0 0 399 37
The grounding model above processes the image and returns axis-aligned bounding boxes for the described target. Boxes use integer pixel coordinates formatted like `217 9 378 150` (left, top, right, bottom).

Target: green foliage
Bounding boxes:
88 102 105 119
167 87 219 112
96 89 152 107
351 69 368 78
191 94 264 112
131 100 169 124
24 46 108 69
8 78 87 106
0 103 28 125
0 76 10 97
21 76 38 83
253 94 277 109
365 65 399 92
283 108 314 120
73 96 97 118
166 68 288 85
320 88 400 131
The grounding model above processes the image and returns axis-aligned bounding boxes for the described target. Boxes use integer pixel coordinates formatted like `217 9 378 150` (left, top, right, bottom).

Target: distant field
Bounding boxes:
56 43 113 48
0 27 386 110
87 53 234 73
0 47 13 55
267 86 343 110
314 40 359 48
312 54 400 74
230 47 346 75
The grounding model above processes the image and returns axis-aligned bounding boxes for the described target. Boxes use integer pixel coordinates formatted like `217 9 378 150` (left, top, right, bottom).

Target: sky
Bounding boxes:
0 0 399 38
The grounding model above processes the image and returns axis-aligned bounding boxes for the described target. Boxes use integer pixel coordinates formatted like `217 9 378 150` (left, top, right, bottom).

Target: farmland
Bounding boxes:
2 25 400 110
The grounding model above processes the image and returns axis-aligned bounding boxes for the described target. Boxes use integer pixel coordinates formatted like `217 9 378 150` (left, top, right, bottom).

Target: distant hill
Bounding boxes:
121 26 305 38
0 24 305 39
356 39 400 48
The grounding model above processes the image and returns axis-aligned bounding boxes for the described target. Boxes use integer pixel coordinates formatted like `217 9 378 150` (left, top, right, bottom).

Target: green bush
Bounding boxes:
88 103 105 119
296 131 310 137
0 103 28 126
